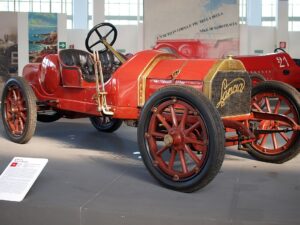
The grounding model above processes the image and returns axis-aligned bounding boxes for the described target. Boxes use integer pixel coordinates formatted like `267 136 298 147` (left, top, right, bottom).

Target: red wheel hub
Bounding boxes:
168 129 183 146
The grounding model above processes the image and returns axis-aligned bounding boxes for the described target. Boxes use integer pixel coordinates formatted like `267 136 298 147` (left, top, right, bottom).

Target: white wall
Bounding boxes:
289 32 300 58
239 24 300 58
18 13 28 76
143 0 240 53
67 22 300 59
239 0 300 58
66 29 88 50
57 14 68 48
114 25 140 54
239 25 276 55
73 0 88 29
89 0 142 54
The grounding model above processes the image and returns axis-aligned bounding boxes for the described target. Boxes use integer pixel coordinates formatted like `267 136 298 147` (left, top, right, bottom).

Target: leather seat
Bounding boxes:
59 49 115 83
59 49 96 82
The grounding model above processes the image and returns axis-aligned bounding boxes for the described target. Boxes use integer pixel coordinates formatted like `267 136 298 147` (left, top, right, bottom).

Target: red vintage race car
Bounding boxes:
1 23 300 192
236 48 300 89
154 39 300 89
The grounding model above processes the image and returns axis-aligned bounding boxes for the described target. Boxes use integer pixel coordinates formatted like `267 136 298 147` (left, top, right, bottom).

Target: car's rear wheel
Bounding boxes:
90 116 122 132
1 77 37 144
246 81 300 163
138 85 225 192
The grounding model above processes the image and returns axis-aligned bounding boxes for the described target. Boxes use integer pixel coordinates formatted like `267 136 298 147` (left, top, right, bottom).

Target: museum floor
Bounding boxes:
0 116 299 225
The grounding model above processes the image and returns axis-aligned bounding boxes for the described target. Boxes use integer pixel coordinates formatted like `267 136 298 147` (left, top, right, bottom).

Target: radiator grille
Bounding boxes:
210 71 251 117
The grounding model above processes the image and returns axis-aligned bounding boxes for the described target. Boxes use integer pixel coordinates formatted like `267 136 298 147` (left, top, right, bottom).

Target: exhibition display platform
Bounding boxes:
0 118 299 225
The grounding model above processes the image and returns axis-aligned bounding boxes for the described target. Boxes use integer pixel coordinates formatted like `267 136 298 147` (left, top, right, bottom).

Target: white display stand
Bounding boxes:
0 157 48 202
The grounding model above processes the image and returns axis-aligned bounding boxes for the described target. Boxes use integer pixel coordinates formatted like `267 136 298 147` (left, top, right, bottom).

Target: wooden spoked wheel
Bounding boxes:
138 85 225 192
247 81 300 163
1 77 37 144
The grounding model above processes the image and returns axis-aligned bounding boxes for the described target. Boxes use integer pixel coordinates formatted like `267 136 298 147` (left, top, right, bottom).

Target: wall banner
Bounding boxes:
28 13 57 63
144 0 239 58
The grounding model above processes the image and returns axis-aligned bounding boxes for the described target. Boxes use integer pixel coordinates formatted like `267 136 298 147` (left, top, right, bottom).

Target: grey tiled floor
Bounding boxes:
0 118 299 225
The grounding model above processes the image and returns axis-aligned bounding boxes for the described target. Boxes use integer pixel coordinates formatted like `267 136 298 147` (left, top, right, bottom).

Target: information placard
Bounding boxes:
0 157 48 202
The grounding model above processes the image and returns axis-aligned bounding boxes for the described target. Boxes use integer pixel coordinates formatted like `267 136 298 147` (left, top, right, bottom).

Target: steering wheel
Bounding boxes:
85 23 117 53
274 47 286 53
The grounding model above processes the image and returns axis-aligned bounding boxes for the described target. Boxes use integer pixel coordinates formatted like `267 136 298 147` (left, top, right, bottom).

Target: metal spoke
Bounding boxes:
179 150 188 173
104 28 114 38
184 144 202 166
156 113 172 131
184 121 201 135
12 89 17 101
277 121 292 127
279 131 290 143
265 97 272 113
95 29 103 39
20 112 26 121
180 107 188 129
271 133 278 150
89 40 102 49
14 119 19 133
274 99 281 114
168 150 176 169
156 145 169 156
149 131 165 138
260 134 268 147
19 117 24 132
16 89 22 100
283 109 292 116
184 136 206 146
253 102 264 112
169 105 178 127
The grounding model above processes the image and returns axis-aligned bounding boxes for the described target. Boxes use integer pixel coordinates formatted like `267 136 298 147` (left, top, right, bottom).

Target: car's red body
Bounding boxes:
154 39 300 89
24 50 220 119
236 53 300 89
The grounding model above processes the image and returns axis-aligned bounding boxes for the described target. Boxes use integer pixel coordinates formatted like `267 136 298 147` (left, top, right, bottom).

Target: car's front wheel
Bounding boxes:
138 85 225 192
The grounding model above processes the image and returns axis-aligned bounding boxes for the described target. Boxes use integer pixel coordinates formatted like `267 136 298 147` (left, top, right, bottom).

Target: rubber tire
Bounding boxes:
1 77 37 144
37 111 62 123
246 81 300 163
90 116 122 133
137 85 225 192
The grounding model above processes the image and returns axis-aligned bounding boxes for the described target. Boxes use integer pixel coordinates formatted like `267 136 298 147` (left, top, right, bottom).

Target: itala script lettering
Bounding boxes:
216 78 245 108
